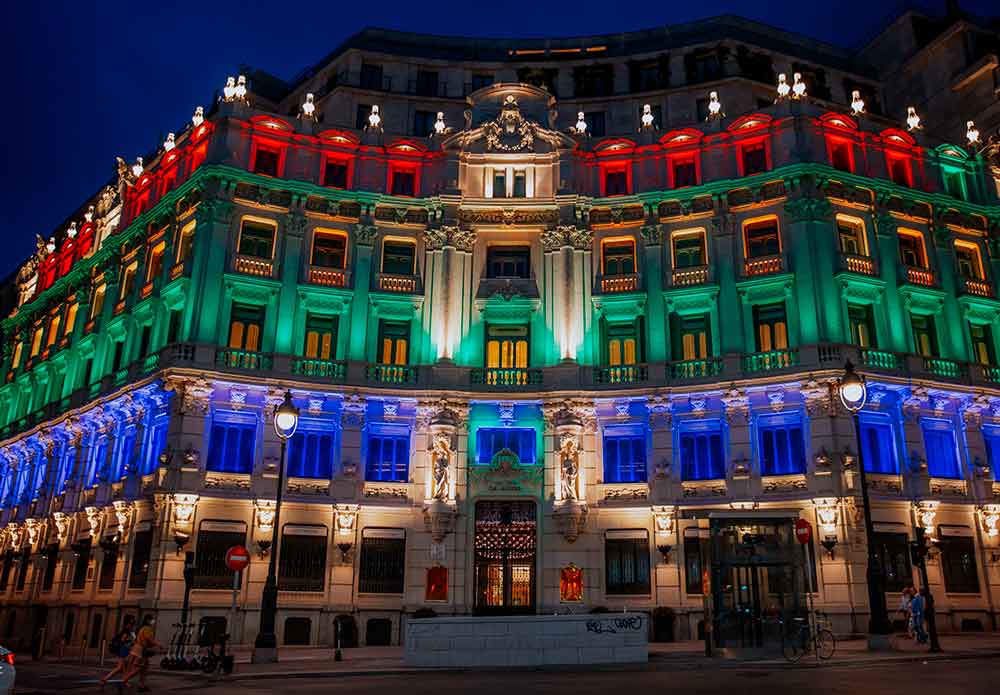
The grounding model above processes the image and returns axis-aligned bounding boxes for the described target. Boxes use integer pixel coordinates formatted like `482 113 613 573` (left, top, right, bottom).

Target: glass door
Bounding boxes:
474 500 536 614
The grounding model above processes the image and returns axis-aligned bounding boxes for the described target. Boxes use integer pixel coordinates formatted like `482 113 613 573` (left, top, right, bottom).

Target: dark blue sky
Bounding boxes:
0 1 987 280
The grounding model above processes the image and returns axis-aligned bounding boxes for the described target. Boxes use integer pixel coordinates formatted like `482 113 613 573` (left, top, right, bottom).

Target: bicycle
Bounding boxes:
781 611 836 663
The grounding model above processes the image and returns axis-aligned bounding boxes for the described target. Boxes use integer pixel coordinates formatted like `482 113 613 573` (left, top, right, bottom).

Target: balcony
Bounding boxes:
594 364 648 385
742 349 798 372
377 273 421 294
215 348 272 371
596 273 640 294
233 255 274 278
471 367 543 388
671 265 710 287
961 277 993 298
838 253 877 277
668 357 724 379
903 265 936 287
860 348 903 371
366 364 419 384
983 366 1000 384
924 357 966 379
291 357 347 380
308 266 350 288
743 255 783 277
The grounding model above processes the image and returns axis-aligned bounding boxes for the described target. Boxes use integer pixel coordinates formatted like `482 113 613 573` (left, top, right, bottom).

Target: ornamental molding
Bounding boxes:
721 386 750 422
552 499 588 543
541 225 593 252
422 499 458 542
483 95 536 152
682 481 727 498
542 399 596 433
423 225 476 252
364 484 409 500
602 486 648 502
457 207 559 228
784 197 832 223
762 475 809 493
640 224 663 246
353 224 378 247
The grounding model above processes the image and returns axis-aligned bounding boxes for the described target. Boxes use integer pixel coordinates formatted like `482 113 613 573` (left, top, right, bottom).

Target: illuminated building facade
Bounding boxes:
1 9 1000 651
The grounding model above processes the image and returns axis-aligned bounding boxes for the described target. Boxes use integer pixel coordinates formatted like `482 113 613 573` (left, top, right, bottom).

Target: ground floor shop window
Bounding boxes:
605 530 650 596
194 523 247 590
129 529 153 589
279 527 327 592
358 529 405 594
872 531 911 592
684 531 704 595
939 531 980 594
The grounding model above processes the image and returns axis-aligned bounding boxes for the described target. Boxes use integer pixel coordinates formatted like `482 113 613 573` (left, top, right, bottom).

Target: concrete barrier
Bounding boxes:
404 613 648 667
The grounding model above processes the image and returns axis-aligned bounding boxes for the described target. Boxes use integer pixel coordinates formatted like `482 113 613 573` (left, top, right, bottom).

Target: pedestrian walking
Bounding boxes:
910 588 928 644
100 615 136 687
121 614 161 692
897 587 914 638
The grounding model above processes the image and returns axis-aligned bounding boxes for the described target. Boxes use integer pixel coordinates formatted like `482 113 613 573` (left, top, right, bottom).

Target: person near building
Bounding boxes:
100 614 136 687
910 588 928 644
121 615 161 692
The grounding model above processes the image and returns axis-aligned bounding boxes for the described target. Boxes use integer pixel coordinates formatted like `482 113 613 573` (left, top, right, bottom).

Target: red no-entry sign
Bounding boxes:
794 518 813 545
225 545 250 572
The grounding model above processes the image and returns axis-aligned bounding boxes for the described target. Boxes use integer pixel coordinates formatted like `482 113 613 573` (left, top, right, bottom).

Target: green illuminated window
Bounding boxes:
848 304 877 348
970 323 995 366
753 303 788 352
910 313 938 357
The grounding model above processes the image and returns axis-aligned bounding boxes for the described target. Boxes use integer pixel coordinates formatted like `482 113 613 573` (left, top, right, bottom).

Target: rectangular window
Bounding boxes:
128 529 153 589
311 231 347 269
177 221 196 263
829 140 853 172
288 429 335 479
323 160 348 189
303 313 337 361
606 321 640 366
671 313 711 361
683 532 703 594
859 417 897 474
602 239 635 276
970 323 996 366
838 217 866 256
206 417 257 474
954 242 984 280
237 220 275 259
584 112 606 137
365 427 410 481
415 70 439 97
910 313 938 357
72 537 91 590
744 218 780 258
672 230 706 268
898 231 926 268
485 324 529 370
279 530 327 592
848 303 877 348
382 240 416 276
672 158 697 188
194 526 247 590
491 170 507 198
605 532 650 595
512 171 527 198
46 315 61 347
14 550 30 591
377 320 409 365
252 147 280 177
91 284 106 320
29 327 41 360
360 63 383 90
872 532 912 592
753 302 788 352
604 170 629 196
679 425 725 480
922 424 961 478
358 531 405 594
0 552 13 592
355 104 371 130
939 533 980 593
603 429 647 483
146 241 165 283
476 427 536 465
228 303 265 352
943 169 966 200
413 109 436 136
471 74 493 91
98 541 119 590
741 142 768 175
486 245 531 279
757 416 806 476
41 544 58 592
390 170 415 197
120 261 137 300
887 154 911 186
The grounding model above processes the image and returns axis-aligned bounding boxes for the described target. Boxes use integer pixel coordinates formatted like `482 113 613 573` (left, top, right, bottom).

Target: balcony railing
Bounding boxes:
668 357 724 379
291 357 347 380
984 366 1000 384
743 254 783 277
471 367 543 387
904 265 936 287
215 348 272 371
597 273 640 293
743 349 799 372
924 357 966 379
861 348 902 371
671 265 710 286
962 277 993 298
594 364 648 385
308 266 349 288
377 273 420 294
366 364 419 384
839 253 877 276
233 255 274 277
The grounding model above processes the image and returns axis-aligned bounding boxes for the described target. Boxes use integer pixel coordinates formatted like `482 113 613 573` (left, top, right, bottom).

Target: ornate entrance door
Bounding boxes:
474 500 536 614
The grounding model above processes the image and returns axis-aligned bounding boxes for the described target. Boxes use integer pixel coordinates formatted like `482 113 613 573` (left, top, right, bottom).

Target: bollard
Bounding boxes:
79 637 87 664
99 638 107 667
57 638 65 663
37 627 46 661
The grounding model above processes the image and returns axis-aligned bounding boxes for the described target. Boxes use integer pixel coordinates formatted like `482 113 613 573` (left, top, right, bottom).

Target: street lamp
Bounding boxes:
839 361 892 644
253 391 299 663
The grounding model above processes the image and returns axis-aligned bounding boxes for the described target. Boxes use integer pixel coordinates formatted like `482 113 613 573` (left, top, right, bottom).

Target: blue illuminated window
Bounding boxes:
476 427 536 465
984 426 1000 473
86 436 108 486
922 421 961 479
679 423 725 480
757 415 806 476
859 417 898 474
365 426 410 482
112 427 137 480
143 417 169 476
206 415 257 474
288 428 335 479
603 429 647 483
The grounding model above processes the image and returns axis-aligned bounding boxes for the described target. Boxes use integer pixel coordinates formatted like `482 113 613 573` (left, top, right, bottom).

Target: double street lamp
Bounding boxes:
252 391 300 663
838 361 893 644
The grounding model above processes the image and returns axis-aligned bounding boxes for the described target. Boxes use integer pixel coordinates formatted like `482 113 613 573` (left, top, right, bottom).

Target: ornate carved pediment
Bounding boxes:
484 95 536 152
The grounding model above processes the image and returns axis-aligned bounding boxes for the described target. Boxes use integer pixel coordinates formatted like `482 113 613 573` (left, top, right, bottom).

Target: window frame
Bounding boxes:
364 424 411 482
602 425 647 484
670 228 707 268
604 531 651 596
237 218 277 260
310 229 349 269
755 412 807 476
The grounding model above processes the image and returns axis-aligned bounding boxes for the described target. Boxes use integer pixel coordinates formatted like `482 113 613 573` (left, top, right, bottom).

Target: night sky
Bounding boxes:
1 1 993 281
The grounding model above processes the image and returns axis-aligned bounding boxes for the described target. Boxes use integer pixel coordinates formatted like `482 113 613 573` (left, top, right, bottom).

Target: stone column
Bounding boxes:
348 224 376 362
542 226 591 364
191 196 235 344
423 226 475 363
722 388 752 498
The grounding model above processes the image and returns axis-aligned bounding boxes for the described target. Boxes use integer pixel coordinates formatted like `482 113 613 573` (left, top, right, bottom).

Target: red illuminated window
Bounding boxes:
390 169 416 196
324 159 350 189
740 142 768 176
829 140 853 172
425 566 447 601
252 146 281 177
886 154 912 187
604 168 630 196
560 564 583 602
671 156 698 188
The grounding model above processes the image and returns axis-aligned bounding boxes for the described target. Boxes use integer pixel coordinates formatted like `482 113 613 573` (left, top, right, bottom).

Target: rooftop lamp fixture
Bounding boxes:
66 222 77 239
906 106 921 131
776 73 791 101
299 93 316 120
222 76 237 102
967 120 981 145
84 205 94 223
131 157 144 178
640 104 655 129
791 72 806 99
850 90 865 115
573 111 587 135
433 111 446 135
191 106 205 127
366 104 382 130
707 91 724 120
163 133 176 151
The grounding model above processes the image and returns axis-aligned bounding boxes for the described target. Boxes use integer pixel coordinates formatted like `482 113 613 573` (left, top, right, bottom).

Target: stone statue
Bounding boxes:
431 435 452 501
559 435 580 501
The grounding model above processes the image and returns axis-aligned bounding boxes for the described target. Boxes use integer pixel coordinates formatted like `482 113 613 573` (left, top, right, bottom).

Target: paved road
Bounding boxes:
13 657 996 695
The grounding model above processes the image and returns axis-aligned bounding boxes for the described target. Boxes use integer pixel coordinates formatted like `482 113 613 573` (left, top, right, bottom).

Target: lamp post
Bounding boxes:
839 361 892 645
252 391 299 663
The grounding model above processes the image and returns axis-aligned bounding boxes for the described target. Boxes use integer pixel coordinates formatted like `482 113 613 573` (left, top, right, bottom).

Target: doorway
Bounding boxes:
474 500 537 614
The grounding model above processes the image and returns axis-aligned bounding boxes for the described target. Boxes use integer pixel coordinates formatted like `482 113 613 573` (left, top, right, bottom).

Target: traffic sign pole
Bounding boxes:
225 545 250 645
